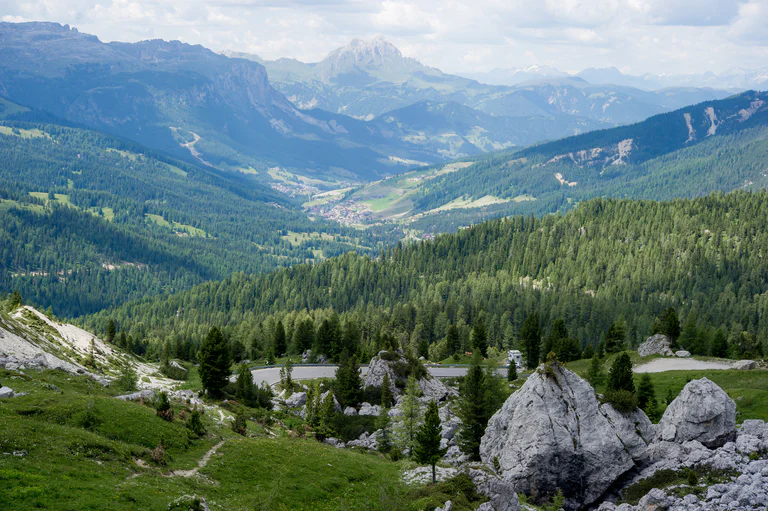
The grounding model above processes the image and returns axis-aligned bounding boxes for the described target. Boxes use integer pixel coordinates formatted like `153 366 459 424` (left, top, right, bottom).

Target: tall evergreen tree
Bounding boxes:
457 353 489 460
636 373 656 410
446 324 460 357
471 319 488 357
381 372 393 408
398 375 422 453
543 318 568 356
678 312 700 353
605 319 627 353
105 319 116 343
507 361 517 382
273 320 287 357
236 363 253 401
711 328 728 358
292 319 315 355
607 352 635 394
586 353 605 388
199 326 231 396
413 400 446 484
334 353 363 408
520 313 541 369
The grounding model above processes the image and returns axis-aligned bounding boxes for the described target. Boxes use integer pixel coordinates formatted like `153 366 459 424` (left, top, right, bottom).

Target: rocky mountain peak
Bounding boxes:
328 36 403 66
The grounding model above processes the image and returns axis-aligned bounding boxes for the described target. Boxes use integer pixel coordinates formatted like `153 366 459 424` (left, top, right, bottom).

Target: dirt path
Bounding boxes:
165 440 225 478
634 358 733 373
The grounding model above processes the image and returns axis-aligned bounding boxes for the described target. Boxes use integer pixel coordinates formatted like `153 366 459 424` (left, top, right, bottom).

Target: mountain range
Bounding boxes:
306 91 768 233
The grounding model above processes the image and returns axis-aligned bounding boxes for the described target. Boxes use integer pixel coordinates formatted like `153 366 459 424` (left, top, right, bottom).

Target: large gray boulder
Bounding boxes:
637 334 674 357
480 362 648 509
364 351 452 401
364 352 400 393
656 378 736 449
284 391 307 408
0 386 15 398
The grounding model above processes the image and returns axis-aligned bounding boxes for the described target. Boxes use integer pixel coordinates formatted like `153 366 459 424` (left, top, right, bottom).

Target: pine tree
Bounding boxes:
413 400 446 484
334 353 363 408
105 319 116 343
636 373 656 410
187 408 207 438
199 326 231 396
543 318 568 356
678 312 700 353
520 313 541 369
381 372 393 408
711 329 728 358
586 353 605 388
446 324 460 356
280 358 294 393
377 404 393 454
236 363 253 401
273 321 287 357
507 361 517 382
316 392 337 439
398 375 422 453
605 319 627 353
305 384 319 428
471 319 488 357
607 352 635 393
457 353 488 460
7 290 22 311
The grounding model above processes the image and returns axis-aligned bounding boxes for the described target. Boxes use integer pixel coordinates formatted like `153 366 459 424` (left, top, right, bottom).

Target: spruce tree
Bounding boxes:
457 353 488 460
413 400 446 484
398 375 422 453
446 324 460 356
236 363 253 402
381 372 393 408
471 319 488 357
273 321 287 357
106 319 116 343
607 352 635 393
507 361 517 382
586 353 605 388
377 404 393 454
636 373 656 410
605 319 627 353
520 313 541 368
711 329 728 358
199 326 231 396
544 318 568 356
334 353 363 408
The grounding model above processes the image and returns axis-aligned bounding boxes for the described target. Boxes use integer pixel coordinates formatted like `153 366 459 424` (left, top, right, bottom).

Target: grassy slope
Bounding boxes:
0 368 408 510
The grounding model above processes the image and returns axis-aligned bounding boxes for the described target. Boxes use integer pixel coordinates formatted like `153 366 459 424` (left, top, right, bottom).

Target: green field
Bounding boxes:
0 125 48 139
145 214 207 237
0 98 30 119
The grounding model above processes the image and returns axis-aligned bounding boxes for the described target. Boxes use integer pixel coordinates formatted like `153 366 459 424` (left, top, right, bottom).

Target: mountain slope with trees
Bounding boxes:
85 191 768 365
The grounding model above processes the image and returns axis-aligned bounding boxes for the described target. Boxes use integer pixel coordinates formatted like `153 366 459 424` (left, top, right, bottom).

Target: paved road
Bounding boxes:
250 365 508 387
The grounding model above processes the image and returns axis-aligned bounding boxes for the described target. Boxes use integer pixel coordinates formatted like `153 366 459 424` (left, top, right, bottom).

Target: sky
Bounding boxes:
1 0 767 75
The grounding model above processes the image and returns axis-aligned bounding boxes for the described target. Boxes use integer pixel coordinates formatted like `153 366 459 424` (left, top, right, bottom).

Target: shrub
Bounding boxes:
186 409 206 438
604 389 638 413
154 392 174 422
379 351 399 362
231 413 248 436
80 401 101 431
117 364 138 392
151 442 166 465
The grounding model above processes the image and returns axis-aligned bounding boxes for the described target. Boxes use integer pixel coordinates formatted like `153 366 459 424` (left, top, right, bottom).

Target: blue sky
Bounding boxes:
1 0 767 74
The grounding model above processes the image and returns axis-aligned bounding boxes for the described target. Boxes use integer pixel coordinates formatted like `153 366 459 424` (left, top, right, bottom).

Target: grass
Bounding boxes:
0 125 48 139
0 98 30 119
145 214 207 237
0 368 427 510
566 351 768 422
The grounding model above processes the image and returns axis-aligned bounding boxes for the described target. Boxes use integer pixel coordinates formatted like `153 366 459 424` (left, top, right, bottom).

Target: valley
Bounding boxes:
1 12 768 511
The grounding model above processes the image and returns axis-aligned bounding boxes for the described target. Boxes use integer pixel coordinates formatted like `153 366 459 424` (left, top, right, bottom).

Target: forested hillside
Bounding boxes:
86 192 768 363
0 121 392 317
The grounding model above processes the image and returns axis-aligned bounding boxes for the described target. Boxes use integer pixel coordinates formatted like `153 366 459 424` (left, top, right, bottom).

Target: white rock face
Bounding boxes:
637 334 674 357
358 402 381 416
0 386 15 398
656 378 736 449
284 391 307 408
480 363 648 507
343 406 357 416
364 351 453 401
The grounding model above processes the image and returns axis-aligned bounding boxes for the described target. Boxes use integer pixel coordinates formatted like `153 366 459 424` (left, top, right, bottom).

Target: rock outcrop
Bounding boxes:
655 377 736 449
480 362 650 508
637 334 674 357
0 386 15 398
733 360 758 370
363 351 453 401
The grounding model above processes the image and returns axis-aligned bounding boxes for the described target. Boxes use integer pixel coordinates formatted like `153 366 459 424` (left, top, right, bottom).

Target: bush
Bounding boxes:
117 364 138 392
379 351 399 362
604 389 638 413
329 414 377 442
80 401 101 431
231 413 248 436
154 392 174 422
186 409 206 438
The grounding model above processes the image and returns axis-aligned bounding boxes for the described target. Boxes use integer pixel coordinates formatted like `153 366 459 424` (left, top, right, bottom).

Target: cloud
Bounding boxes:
2 0 767 74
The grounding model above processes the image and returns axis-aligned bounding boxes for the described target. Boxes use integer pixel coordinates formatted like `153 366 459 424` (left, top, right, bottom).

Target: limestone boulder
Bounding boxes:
637 334 674 357
655 378 736 449
480 362 646 508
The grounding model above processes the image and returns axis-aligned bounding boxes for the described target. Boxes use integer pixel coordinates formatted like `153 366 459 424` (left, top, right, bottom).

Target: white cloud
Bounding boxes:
1 0 767 74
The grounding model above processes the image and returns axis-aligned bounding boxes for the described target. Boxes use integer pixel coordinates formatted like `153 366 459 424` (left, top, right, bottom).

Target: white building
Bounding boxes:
508 350 523 367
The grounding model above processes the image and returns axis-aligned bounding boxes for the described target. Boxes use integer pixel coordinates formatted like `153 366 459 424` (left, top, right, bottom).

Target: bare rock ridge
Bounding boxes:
637 334 674 357
363 350 454 401
479 361 651 508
